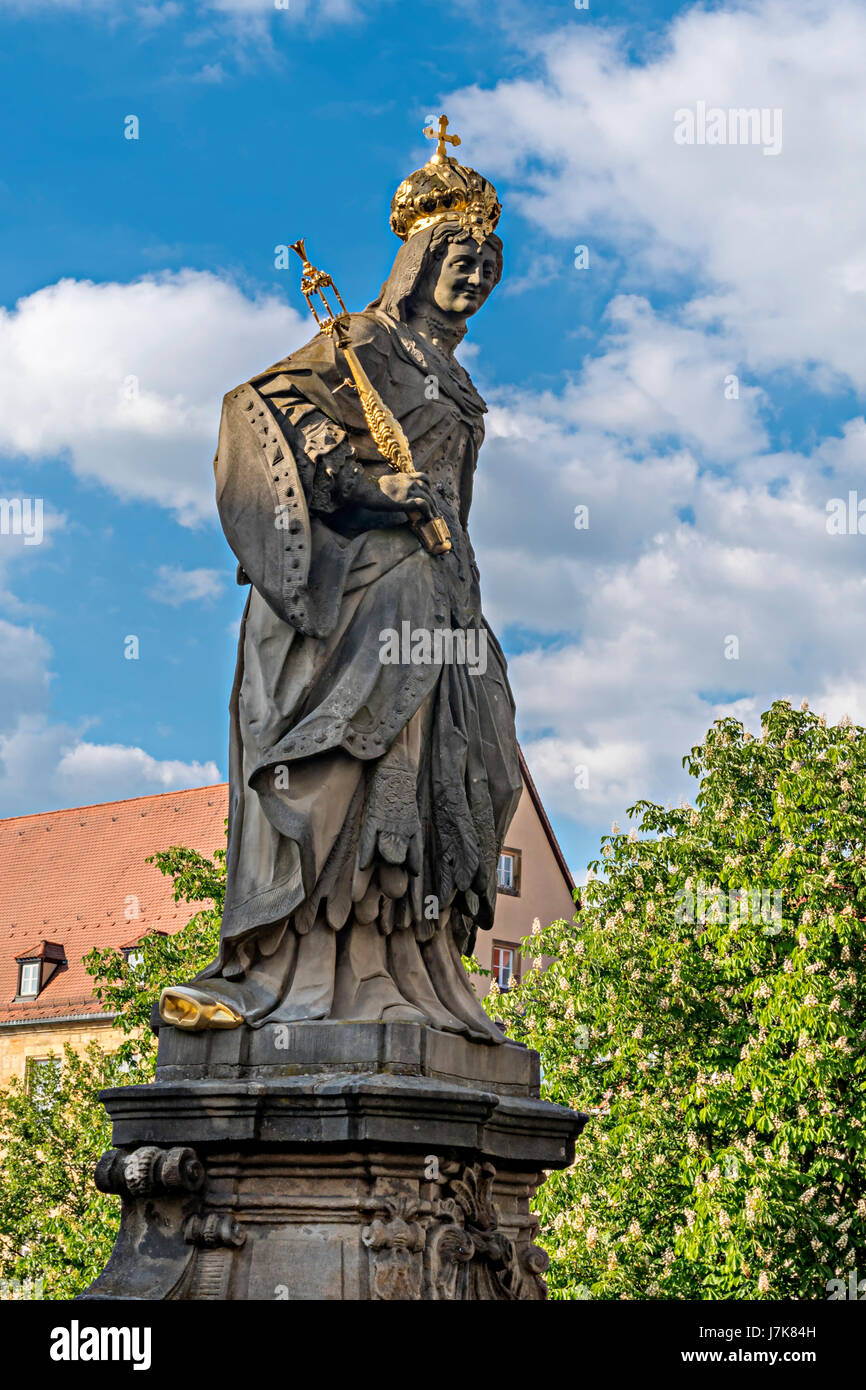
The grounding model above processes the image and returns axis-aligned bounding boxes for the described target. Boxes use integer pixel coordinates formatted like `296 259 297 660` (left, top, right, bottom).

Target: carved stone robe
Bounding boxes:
195 301 522 1041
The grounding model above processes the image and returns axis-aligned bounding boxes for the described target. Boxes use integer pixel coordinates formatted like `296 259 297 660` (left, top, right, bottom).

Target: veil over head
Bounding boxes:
366 220 504 321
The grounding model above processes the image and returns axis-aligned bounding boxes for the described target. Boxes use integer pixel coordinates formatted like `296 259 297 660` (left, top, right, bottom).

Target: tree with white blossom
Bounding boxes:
488 700 866 1299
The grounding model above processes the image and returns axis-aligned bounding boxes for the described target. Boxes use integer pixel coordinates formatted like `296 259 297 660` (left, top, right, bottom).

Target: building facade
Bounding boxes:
0 754 574 1088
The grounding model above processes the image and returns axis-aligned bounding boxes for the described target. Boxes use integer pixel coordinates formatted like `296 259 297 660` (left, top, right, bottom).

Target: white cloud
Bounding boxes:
150 565 226 605
207 0 360 14
0 0 363 23
0 271 307 525
0 0 163 11
428 1 866 843
0 618 53 718
555 296 767 463
480 420 866 827
469 295 866 830
55 740 220 798
447 0 866 389
0 619 220 816
191 61 226 83
472 292 770 637
0 501 67 611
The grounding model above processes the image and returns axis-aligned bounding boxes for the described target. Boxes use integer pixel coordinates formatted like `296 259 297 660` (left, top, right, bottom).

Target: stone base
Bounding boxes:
152 1017 540 1095
81 1022 585 1301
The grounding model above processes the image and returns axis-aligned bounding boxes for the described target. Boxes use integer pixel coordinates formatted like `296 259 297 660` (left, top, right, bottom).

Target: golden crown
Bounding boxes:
389 115 502 246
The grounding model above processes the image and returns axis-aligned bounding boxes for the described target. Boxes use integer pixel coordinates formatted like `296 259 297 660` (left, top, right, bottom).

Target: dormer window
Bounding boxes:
119 930 165 976
14 940 66 1000
18 960 41 997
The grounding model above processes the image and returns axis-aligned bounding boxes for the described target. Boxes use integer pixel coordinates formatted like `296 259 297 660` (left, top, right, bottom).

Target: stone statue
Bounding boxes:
159 116 522 1043
85 119 585 1305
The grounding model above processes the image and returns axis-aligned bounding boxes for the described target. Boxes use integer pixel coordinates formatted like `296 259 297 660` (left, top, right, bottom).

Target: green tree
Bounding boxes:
0 1043 125 1299
489 700 866 1300
85 842 226 1071
0 841 224 1299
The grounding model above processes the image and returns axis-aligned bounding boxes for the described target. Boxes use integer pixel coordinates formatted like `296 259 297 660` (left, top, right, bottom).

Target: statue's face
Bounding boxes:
430 238 499 319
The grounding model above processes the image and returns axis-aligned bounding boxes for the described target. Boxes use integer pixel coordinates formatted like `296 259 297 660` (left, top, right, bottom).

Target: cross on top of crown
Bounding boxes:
423 114 462 164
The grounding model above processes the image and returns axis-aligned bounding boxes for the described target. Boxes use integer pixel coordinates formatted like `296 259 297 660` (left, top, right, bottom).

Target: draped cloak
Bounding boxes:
194 291 522 1035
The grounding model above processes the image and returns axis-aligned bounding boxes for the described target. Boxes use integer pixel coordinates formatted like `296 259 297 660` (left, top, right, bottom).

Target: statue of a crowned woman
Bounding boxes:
159 118 522 1044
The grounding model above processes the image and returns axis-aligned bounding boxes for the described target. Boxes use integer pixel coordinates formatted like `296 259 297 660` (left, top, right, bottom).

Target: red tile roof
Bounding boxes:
15 939 66 963
0 785 228 1025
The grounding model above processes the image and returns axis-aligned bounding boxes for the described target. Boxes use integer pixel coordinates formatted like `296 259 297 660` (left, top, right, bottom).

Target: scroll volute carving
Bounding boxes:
425 1219 474 1300
362 1164 551 1301
95 1145 204 1198
422 1162 519 1300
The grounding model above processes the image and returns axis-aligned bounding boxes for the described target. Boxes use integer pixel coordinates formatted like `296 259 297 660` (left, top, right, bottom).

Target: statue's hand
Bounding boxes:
375 471 437 519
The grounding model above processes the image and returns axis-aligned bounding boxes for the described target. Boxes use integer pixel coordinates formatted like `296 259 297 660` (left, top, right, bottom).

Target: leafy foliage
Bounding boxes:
84 842 225 1070
0 841 224 1299
0 1043 126 1299
488 701 866 1299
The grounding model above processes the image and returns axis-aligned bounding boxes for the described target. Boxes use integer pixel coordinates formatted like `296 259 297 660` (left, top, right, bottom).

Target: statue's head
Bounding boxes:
368 116 503 330
368 221 503 327
414 226 501 320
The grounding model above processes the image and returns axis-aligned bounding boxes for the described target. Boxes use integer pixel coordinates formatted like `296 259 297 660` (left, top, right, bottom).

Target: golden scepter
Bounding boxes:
289 239 451 556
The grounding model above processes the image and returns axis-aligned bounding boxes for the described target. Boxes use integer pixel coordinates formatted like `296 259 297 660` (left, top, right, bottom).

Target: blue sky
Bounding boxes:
2 0 866 882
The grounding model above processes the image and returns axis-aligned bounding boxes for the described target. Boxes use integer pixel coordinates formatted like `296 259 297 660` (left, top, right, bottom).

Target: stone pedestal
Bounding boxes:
81 1022 585 1301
